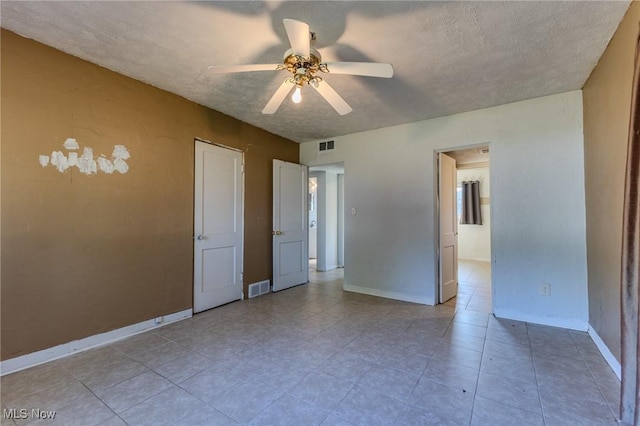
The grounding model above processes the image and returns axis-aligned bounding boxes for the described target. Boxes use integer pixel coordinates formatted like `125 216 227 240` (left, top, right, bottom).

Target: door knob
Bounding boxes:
272 230 283 235
196 235 205 240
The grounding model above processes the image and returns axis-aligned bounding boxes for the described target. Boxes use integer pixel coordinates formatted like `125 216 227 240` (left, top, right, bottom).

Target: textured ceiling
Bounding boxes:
1 1 630 143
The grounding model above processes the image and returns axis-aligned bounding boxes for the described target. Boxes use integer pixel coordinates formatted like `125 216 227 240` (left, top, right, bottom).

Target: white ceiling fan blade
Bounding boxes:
206 64 280 74
283 19 310 58
262 80 295 114
311 80 352 115
323 62 394 78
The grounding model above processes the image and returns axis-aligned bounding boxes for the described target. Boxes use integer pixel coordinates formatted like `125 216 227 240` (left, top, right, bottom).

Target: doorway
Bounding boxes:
308 176 318 266
438 145 492 313
308 163 345 276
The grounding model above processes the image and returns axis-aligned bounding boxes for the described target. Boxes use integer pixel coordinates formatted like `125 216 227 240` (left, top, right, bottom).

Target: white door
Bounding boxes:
439 152 458 303
273 160 308 291
194 141 243 313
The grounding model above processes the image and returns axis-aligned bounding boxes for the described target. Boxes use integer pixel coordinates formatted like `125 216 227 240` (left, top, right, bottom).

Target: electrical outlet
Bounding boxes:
539 284 551 296
155 316 163 324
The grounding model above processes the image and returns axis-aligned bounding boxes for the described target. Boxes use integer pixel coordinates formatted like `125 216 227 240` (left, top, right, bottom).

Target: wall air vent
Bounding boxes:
319 140 335 152
248 280 271 298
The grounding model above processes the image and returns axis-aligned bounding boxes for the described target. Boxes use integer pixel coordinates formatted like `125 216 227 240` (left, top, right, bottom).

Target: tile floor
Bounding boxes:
1 260 621 425
444 260 493 314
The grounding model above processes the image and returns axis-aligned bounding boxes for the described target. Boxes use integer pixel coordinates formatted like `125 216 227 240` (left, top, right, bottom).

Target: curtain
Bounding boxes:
460 181 482 225
621 30 640 426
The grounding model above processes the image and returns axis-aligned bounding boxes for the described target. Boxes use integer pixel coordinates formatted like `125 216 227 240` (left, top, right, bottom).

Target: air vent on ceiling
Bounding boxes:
319 140 335 152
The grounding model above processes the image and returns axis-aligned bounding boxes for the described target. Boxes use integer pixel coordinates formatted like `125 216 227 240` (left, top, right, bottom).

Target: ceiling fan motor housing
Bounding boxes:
281 48 326 86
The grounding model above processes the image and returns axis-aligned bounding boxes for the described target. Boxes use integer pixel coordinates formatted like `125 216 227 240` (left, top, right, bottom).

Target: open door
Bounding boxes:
439 152 458 303
273 160 308 291
194 141 243 313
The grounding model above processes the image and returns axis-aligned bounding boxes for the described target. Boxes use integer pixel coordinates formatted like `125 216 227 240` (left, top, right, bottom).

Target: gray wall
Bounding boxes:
301 91 589 330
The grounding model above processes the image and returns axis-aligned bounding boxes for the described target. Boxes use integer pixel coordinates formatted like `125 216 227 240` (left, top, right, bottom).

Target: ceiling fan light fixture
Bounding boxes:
292 86 302 104
208 18 393 115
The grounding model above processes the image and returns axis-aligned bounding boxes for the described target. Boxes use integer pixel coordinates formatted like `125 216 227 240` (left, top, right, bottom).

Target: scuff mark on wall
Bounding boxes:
97 156 114 174
50 151 69 173
63 138 79 150
39 139 130 175
77 146 97 175
112 145 130 174
68 152 78 167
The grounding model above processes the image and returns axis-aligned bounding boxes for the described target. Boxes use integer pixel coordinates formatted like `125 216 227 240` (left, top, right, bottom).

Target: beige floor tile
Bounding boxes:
476 370 542 414
541 392 618 426
151 352 211 384
120 386 233 426
480 351 536 380
396 404 468 426
1 261 622 426
432 344 483 370
453 310 490 327
1 363 76 407
130 341 191 369
485 325 529 346
112 333 171 358
178 364 248 404
96 371 173 413
96 417 127 426
331 386 406 426
248 394 329 425
60 347 132 380
80 358 149 393
29 393 113 426
319 351 375 382
0 413 16 426
288 372 355 410
446 321 488 339
320 414 354 426
442 332 486 353
471 395 544 426
208 376 282 423
357 365 419 401
376 346 430 376
11 380 94 418
408 377 474 424
422 357 479 394
483 338 532 362
284 341 339 370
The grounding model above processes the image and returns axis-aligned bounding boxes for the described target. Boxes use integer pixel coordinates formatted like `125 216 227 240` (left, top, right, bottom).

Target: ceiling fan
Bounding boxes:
206 19 394 115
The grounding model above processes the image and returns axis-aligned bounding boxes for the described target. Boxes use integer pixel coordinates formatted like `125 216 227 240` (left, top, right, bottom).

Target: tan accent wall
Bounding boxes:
583 2 638 362
0 30 298 360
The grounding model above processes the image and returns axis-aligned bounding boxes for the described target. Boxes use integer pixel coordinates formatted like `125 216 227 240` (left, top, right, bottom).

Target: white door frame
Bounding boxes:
434 144 493 307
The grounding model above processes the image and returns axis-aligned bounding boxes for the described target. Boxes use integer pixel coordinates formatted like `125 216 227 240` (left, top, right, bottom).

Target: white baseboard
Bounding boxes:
0 308 193 376
343 284 435 306
317 264 338 272
588 324 621 380
493 308 588 331
458 257 491 263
